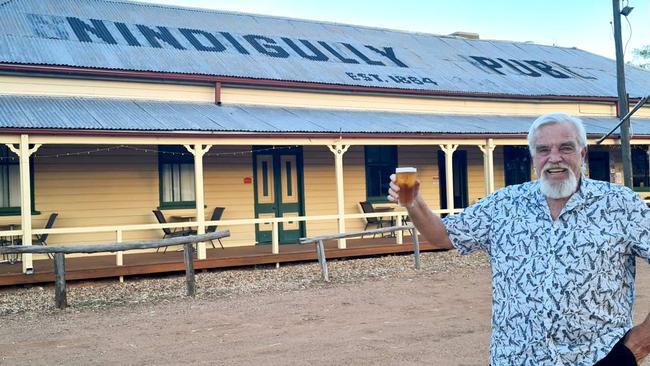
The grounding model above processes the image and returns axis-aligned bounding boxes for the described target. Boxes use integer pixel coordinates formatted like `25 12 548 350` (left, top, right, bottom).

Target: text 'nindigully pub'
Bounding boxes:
0 0 649 284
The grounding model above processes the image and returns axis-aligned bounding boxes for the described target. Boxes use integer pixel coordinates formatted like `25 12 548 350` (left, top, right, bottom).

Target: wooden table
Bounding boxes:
170 215 196 222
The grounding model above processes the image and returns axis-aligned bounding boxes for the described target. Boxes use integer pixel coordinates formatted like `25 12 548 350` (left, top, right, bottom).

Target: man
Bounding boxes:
388 113 650 365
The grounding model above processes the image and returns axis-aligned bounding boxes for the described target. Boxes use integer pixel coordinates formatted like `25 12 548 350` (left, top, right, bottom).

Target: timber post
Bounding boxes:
439 144 458 212
411 227 421 270
184 144 213 260
300 225 415 282
316 239 329 282
328 143 350 249
183 243 196 297
53 253 66 309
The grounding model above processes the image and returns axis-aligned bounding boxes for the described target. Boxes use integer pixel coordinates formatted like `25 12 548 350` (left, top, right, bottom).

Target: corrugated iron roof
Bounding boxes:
0 0 649 98
1 94 649 136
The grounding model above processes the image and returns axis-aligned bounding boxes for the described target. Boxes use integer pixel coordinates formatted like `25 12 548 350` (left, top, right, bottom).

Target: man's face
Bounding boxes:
532 122 586 198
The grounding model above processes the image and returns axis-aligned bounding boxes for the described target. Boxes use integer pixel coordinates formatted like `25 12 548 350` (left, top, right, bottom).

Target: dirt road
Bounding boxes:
1 258 648 365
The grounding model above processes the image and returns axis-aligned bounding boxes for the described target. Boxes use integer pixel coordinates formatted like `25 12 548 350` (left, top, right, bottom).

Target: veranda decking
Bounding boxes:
0 236 438 287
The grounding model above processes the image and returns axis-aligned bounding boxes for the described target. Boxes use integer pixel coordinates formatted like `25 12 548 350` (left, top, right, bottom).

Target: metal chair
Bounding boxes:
205 207 225 249
358 201 392 238
15 212 58 259
152 210 193 253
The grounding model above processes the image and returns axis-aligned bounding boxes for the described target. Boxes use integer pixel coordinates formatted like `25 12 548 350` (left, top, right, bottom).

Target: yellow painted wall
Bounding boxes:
221 87 617 116
302 145 368 236
15 145 159 250
0 75 214 102
0 75 627 118
0 145 257 252
302 146 338 236
203 146 256 246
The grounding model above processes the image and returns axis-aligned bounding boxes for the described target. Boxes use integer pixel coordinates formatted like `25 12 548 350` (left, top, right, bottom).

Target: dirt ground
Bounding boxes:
1 262 648 366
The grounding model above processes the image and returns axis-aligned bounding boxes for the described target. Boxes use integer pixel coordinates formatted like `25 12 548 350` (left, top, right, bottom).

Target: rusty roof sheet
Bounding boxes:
0 0 649 98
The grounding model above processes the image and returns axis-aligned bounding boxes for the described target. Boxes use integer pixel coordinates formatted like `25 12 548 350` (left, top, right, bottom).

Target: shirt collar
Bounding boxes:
529 174 604 213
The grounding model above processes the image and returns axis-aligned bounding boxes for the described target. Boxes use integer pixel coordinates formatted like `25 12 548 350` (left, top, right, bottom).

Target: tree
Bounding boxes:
633 45 650 69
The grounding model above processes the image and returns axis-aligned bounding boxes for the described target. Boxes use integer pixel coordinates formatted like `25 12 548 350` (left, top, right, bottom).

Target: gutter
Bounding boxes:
0 128 531 140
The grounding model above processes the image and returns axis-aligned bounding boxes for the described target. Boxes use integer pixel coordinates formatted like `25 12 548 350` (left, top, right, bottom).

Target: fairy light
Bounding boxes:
0 144 302 161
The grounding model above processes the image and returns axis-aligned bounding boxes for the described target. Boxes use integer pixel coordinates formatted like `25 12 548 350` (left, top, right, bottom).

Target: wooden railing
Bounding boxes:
300 225 420 282
0 208 461 264
0 231 229 309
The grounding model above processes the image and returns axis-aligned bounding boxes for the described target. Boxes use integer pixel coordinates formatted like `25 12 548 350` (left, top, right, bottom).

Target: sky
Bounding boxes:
132 0 650 65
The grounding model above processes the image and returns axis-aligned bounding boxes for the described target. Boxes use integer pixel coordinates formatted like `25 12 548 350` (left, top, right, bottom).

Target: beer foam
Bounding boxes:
395 167 417 173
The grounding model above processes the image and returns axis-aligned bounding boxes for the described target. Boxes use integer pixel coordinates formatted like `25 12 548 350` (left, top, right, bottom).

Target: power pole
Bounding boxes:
612 0 633 188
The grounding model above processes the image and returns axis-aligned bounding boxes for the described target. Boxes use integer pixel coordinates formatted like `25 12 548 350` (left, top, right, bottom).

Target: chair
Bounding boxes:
358 202 393 238
152 210 193 253
15 213 58 259
205 207 225 249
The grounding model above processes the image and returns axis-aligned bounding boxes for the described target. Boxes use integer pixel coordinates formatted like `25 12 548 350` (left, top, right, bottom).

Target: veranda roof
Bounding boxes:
1 95 648 137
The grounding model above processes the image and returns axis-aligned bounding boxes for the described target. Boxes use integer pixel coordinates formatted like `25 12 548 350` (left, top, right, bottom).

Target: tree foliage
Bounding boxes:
633 45 650 69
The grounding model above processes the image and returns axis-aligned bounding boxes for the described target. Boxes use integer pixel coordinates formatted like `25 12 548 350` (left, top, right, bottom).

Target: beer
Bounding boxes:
396 167 417 207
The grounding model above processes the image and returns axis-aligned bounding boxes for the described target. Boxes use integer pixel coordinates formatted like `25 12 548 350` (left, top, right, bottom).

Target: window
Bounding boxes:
0 146 37 216
0 146 20 213
159 146 195 208
364 146 397 202
587 150 610 182
503 146 531 186
632 146 649 190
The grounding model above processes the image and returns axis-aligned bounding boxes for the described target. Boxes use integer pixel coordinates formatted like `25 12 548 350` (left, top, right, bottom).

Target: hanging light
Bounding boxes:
620 5 634 16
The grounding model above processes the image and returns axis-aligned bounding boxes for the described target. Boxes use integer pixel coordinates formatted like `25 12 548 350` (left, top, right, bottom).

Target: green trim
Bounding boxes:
367 196 390 204
158 201 197 209
633 187 650 192
0 208 40 216
30 156 36 213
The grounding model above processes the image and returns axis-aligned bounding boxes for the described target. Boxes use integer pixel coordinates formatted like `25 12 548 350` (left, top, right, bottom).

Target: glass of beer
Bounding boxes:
395 167 417 207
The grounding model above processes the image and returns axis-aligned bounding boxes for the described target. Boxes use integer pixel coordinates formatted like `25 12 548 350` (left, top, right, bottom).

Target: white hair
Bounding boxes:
527 113 587 155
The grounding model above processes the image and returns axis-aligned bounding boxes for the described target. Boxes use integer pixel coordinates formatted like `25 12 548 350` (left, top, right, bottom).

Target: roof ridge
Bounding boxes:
100 0 549 49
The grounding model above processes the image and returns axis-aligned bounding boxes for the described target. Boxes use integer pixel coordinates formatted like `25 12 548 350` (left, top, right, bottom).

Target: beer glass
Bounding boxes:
395 167 417 207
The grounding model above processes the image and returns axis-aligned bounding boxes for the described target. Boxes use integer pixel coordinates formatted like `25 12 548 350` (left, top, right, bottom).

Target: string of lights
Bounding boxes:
0 144 302 161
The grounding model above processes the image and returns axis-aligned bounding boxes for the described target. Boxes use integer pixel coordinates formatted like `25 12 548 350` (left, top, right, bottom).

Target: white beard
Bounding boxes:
538 164 579 199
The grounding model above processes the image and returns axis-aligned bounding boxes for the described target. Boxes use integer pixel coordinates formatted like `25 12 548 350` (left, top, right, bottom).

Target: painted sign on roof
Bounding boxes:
1 0 649 98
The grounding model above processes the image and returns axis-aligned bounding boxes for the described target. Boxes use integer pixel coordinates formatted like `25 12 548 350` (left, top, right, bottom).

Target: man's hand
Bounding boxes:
624 314 650 364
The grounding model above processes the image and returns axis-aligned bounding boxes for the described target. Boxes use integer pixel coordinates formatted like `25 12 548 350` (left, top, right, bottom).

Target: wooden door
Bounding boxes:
253 146 305 244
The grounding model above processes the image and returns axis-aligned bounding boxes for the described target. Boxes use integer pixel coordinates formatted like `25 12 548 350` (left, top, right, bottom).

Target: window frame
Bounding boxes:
364 146 397 203
632 145 650 192
158 145 196 209
503 146 531 186
0 145 38 216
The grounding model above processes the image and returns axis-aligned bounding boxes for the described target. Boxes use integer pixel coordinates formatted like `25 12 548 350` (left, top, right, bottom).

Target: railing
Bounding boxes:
0 231 230 309
300 225 420 282
0 208 463 265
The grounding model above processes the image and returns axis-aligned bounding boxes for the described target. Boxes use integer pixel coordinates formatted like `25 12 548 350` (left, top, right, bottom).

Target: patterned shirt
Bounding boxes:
443 176 650 366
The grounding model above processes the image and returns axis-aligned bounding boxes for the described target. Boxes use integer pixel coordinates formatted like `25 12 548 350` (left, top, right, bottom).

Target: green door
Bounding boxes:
253 146 305 244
